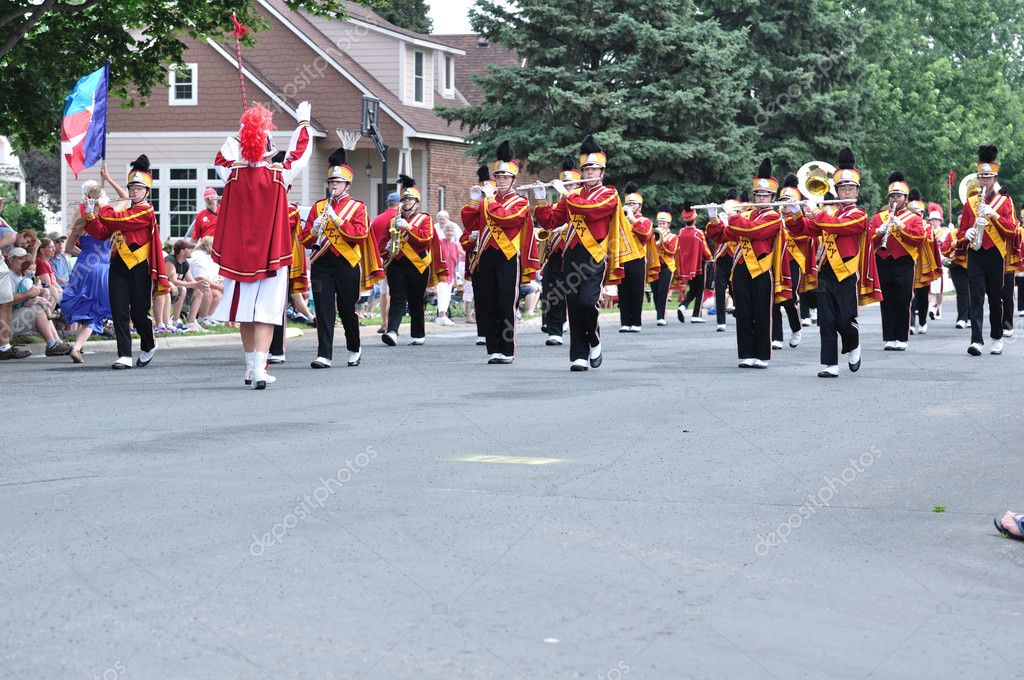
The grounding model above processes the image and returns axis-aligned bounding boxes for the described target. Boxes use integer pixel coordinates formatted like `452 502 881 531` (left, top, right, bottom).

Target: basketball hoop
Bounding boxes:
336 128 361 151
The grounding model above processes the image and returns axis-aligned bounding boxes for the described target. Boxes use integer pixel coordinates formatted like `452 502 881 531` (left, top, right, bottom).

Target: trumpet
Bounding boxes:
469 178 592 194
691 198 854 212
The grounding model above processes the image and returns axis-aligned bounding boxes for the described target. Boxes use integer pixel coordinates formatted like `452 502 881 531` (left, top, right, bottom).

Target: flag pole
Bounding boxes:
231 13 250 112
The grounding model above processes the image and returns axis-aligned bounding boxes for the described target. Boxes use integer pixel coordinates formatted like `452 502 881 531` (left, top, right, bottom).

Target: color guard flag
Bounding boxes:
61 61 108 178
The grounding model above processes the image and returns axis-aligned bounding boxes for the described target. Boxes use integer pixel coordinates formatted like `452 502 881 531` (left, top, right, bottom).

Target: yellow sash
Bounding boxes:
785 235 806 271
822 233 858 282
112 232 149 269
969 194 1008 258
879 209 920 260
483 196 526 260
401 239 432 274
619 212 645 264
321 199 363 268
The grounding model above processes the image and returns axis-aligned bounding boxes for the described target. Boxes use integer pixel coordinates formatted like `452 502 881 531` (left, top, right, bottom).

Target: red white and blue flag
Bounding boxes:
61 61 108 178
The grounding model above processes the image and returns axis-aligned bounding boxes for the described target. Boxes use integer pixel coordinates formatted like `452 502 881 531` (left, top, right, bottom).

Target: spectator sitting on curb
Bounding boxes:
5 247 70 355
48 232 71 287
0 205 30 359
34 238 63 305
162 240 208 333
188 236 224 326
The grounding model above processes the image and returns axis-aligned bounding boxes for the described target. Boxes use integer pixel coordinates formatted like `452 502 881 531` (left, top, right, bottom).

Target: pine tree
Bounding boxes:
375 0 433 34
438 0 760 207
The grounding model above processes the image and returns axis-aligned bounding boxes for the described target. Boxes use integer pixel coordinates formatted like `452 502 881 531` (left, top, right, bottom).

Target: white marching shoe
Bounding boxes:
310 356 332 368
752 359 769 369
955 320 967 329
545 335 563 346
570 358 588 372
268 354 285 364
410 337 426 346
884 340 897 351
690 316 706 324
789 330 802 348
968 342 983 356
893 341 907 351
348 351 361 366
589 343 602 368
475 336 487 346
738 358 756 368
382 331 398 346
716 324 726 332
848 345 862 372
771 340 783 350
818 364 839 378
657 319 667 326
137 344 157 367
991 339 1004 355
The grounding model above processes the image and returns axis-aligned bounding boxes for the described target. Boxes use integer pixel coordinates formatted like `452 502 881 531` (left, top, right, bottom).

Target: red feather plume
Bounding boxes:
948 169 956 189
231 12 250 40
239 104 276 163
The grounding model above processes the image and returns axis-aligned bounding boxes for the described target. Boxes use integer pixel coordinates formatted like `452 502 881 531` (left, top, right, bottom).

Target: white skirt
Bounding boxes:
215 267 289 324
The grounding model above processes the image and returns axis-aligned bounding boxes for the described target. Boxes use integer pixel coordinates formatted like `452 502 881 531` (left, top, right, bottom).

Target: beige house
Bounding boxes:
59 0 501 238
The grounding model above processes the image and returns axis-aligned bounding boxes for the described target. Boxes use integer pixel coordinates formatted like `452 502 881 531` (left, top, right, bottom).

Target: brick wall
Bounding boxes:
426 140 546 218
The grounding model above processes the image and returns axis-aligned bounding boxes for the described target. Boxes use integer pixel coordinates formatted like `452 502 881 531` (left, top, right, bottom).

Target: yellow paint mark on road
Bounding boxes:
457 454 563 465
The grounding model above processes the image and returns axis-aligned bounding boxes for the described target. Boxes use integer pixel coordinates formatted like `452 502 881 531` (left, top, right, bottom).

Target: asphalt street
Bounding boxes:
2 305 1022 679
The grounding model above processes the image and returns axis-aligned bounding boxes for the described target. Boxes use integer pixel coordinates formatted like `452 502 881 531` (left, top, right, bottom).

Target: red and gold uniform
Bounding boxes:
706 191 739 328
774 176 808 347
461 142 539 361
649 206 678 323
380 176 448 345
674 208 712 323
910 198 943 331
956 145 1017 352
868 174 925 345
617 182 653 331
83 155 168 367
793 147 878 375
715 161 786 366
532 158 580 343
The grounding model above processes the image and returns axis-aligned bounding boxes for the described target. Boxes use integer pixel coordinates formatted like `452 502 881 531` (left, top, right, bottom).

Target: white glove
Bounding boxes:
83 199 97 214
469 187 483 201
481 183 495 199
876 223 890 236
532 186 546 200
395 217 409 231
707 206 718 219
979 203 998 218
974 217 987 229
468 232 478 242
295 101 312 124
550 179 568 196
783 202 800 214
965 227 978 242
719 212 729 226
325 203 338 222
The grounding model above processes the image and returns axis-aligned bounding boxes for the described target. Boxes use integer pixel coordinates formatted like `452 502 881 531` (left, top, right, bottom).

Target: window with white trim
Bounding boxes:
414 51 424 103
444 55 454 94
166 168 198 239
169 63 198 106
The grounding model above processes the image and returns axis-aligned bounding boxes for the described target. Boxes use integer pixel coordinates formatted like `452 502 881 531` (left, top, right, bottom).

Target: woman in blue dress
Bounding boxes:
62 178 126 363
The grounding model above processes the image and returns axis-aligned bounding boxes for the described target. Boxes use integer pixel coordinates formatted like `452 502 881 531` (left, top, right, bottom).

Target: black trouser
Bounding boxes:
386 256 428 338
912 285 930 327
967 246 1004 344
1016 277 1024 312
310 251 361 359
948 263 970 322
714 254 733 325
817 262 859 366
800 289 817 319
541 249 567 335
108 255 154 358
732 260 772 361
618 257 646 327
564 243 605 362
1001 272 1015 331
653 262 673 321
680 272 704 317
772 261 802 342
474 248 520 356
270 304 288 356
876 255 915 342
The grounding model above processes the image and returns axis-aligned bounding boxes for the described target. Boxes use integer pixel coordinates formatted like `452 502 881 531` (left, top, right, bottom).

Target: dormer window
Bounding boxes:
444 55 454 94
414 50 424 103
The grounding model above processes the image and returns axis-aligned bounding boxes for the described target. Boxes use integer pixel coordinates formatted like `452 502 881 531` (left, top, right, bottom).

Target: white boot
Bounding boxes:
245 351 255 385
252 351 275 389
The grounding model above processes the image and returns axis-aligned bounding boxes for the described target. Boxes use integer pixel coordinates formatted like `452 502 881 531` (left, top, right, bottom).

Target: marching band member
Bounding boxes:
460 141 539 364
302 148 383 369
998 187 1022 338
460 166 492 346
675 203 711 324
706 188 739 332
909 191 942 335
545 135 626 372
269 190 303 364
211 102 313 389
774 174 806 349
869 172 924 351
943 210 970 329
650 205 677 326
533 156 580 345
380 175 447 347
796 147 879 378
713 158 784 368
619 182 654 332
82 154 168 369
926 203 948 321
957 145 1016 356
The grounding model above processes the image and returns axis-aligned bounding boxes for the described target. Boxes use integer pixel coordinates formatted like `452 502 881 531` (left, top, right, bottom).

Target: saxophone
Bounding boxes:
971 186 988 251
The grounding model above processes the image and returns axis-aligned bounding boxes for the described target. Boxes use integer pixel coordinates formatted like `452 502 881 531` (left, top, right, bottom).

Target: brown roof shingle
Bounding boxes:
434 34 523 107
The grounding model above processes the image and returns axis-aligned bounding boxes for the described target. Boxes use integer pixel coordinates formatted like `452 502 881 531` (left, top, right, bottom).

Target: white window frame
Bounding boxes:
165 167 201 240
168 63 198 106
443 55 454 96
413 50 425 104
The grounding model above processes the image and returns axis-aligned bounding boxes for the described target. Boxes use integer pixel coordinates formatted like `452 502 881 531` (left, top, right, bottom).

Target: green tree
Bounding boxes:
375 0 433 34
849 0 1024 212
0 0 371 150
438 0 759 208
0 184 45 235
